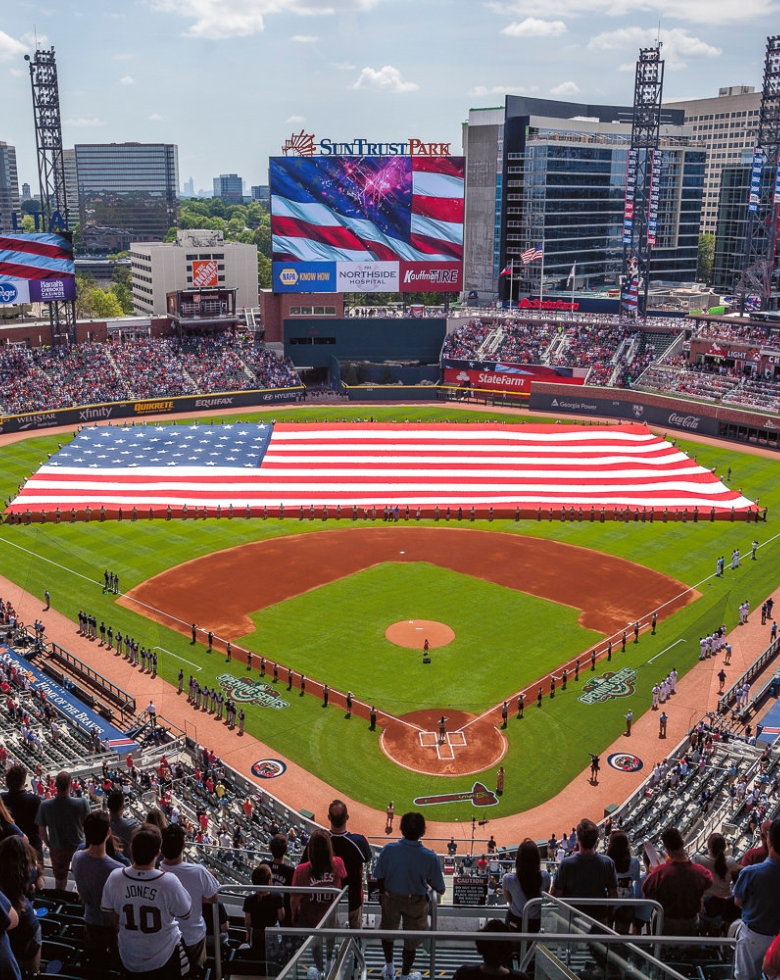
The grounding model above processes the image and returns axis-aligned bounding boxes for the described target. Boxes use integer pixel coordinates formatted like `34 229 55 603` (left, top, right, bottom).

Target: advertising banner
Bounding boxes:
0 279 31 305
29 277 77 302
749 148 764 213
272 262 337 292
3 648 139 753
622 149 638 245
647 150 659 248
0 387 304 434
336 262 399 293
400 262 461 292
192 259 219 288
0 232 76 304
443 363 587 394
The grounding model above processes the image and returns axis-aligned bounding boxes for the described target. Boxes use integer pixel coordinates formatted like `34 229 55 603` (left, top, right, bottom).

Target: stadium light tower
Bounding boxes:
25 46 76 344
737 35 780 314
621 45 664 320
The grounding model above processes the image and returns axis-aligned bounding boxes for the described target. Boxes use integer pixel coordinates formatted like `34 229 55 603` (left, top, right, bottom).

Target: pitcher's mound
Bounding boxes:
385 620 455 649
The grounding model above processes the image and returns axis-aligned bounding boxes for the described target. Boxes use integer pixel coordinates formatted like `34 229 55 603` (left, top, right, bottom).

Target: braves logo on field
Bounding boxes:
217 674 290 710
578 668 637 705
251 759 287 779
607 753 643 773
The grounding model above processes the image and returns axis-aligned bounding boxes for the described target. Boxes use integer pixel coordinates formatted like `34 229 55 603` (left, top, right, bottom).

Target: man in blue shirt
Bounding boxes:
733 818 780 980
374 812 445 980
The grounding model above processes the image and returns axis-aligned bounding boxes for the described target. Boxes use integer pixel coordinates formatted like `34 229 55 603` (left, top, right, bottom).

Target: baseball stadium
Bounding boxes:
0 322 779 977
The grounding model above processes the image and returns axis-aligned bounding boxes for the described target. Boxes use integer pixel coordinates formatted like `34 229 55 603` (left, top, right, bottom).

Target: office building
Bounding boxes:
709 156 776 293
665 87 762 236
250 185 270 204
462 97 703 297
63 149 78 222
0 142 20 234
183 177 195 198
130 229 258 317
75 142 179 252
213 173 244 204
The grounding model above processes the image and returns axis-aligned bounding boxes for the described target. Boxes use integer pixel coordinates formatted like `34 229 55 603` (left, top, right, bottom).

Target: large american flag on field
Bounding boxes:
6 422 755 517
271 156 464 263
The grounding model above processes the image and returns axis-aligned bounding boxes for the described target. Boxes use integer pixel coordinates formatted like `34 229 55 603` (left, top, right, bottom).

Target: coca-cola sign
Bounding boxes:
667 412 700 430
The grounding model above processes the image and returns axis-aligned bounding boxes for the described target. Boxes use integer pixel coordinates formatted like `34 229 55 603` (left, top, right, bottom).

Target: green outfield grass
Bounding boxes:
245 562 601 713
1 406 779 820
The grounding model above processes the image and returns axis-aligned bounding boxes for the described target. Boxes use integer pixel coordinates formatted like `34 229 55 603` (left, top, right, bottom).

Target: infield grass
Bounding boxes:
1 406 779 818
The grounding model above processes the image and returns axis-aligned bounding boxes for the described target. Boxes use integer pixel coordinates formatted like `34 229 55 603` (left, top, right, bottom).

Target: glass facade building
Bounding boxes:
514 134 705 289
710 159 776 294
75 142 179 253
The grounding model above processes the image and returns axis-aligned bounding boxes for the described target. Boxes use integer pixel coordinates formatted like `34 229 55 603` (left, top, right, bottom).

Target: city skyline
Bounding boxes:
1 0 776 196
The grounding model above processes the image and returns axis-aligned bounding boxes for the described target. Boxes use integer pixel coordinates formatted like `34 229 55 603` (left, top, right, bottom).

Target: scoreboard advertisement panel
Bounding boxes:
270 155 464 293
0 232 77 305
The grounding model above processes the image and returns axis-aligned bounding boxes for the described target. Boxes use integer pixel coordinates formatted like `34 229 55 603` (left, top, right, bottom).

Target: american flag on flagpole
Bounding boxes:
521 243 544 265
6 422 755 517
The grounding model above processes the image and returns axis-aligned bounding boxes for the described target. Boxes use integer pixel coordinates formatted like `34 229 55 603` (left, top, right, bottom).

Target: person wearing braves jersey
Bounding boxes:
301 800 372 929
102 824 192 979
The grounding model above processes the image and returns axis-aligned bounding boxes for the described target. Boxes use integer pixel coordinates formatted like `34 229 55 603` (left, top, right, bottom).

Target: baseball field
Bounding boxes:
1 404 779 822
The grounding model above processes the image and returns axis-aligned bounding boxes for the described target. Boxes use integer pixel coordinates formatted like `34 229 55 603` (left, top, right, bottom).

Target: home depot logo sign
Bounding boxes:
192 259 219 288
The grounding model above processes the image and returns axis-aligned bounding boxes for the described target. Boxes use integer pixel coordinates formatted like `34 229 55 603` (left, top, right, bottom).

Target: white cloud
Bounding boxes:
20 32 49 48
149 113 164 120
486 0 772 25
64 117 106 127
550 80 580 95
8 67 25 77
470 84 539 96
352 65 418 93
149 0 381 40
120 74 136 85
0 30 30 60
588 27 721 69
287 115 306 123
502 17 566 37
114 52 135 61
331 61 356 70
291 34 319 42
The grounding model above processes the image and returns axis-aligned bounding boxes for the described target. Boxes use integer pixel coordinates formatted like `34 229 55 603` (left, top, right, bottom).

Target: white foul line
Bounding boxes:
153 646 202 672
647 638 686 664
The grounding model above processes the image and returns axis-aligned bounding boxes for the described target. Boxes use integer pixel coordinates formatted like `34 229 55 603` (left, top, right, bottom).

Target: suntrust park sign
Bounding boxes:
282 130 451 157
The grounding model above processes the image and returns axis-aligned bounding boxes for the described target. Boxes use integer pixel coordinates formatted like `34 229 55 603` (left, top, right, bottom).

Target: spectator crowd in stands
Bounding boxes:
0 333 300 416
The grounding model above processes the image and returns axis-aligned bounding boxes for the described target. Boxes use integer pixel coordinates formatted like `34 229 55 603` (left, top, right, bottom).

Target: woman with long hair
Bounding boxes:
502 839 550 934
693 832 739 933
0 800 22 843
290 829 346 979
605 831 641 934
0 837 41 977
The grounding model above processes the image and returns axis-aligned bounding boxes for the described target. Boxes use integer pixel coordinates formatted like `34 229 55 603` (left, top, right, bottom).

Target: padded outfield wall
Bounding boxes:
529 381 780 449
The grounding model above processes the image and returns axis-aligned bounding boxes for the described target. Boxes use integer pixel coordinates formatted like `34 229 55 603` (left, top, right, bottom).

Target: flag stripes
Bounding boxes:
6 422 755 516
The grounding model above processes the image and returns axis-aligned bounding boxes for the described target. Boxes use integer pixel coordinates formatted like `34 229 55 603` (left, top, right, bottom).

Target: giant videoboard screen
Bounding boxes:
270 155 464 293
0 232 77 306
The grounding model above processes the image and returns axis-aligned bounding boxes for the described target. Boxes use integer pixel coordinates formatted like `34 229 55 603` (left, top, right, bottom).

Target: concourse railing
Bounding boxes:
212 886 735 980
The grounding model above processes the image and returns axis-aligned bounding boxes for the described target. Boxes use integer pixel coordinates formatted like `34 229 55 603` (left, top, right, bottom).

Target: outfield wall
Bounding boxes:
0 387 305 434
529 382 780 449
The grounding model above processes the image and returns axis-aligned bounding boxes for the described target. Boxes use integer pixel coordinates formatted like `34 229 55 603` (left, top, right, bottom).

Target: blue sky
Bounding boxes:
1 0 777 194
